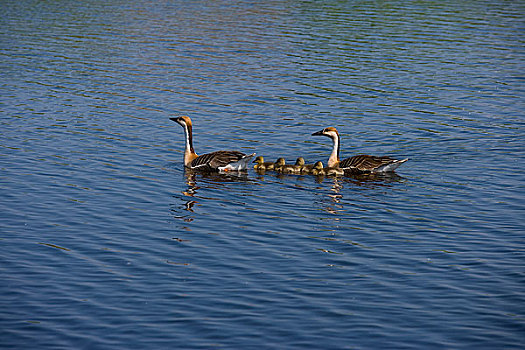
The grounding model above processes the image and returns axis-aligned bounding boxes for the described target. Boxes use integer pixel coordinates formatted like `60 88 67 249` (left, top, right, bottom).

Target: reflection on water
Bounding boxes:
184 169 251 185
255 167 405 186
176 167 407 223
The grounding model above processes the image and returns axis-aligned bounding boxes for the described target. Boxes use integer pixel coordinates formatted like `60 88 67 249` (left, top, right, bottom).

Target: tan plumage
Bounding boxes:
311 161 325 176
253 156 275 171
295 157 315 174
277 158 297 174
273 158 286 172
310 161 343 176
293 157 307 173
312 127 408 173
325 166 344 176
171 116 254 172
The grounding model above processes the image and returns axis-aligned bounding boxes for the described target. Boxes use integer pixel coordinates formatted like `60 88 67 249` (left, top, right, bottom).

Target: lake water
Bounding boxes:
1 1 524 349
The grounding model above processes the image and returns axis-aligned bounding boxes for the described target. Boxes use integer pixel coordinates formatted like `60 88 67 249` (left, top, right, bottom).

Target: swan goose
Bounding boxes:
171 116 254 172
312 127 408 173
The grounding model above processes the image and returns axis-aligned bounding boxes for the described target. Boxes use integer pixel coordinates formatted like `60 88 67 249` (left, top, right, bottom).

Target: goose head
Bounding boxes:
170 116 192 129
253 156 265 164
312 126 339 140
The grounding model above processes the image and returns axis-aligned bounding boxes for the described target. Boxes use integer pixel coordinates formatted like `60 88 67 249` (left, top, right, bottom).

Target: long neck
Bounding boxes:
328 133 340 167
183 123 198 166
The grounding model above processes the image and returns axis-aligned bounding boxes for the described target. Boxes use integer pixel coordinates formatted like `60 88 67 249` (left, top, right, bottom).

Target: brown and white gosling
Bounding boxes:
253 156 275 171
170 116 255 172
289 157 304 174
295 157 315 174
310 161 344 176
276 158 298 174
312 127 408 173
273 158 286 172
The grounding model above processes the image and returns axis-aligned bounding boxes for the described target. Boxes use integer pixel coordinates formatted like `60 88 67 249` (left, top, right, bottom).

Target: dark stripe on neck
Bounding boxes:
187 124 195 153
336 133 340 160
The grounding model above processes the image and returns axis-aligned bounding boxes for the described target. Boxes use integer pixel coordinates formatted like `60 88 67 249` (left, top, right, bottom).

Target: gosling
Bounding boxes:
325 166 344 176
253 156 275 171
273 158 286 172
295 157 315 174
310 161 344 176
311 161 325 176
278 158 299 174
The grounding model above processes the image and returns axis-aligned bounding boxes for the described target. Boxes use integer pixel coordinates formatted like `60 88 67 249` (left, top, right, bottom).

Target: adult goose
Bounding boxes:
171 116 254 172
312 127 408 173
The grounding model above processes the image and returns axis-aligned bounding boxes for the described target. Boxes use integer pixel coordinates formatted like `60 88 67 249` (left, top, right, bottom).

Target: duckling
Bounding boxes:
273 158 286 172
312 126 408 173
325 166 344 176
253 156 275 171
276 158 297 174
311 161 325 176
312 161 344 176
295 157 315 174
293 157 306 173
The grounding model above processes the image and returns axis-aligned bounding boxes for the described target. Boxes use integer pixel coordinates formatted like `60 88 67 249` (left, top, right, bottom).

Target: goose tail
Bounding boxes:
375 158 409 173
219 153 256 172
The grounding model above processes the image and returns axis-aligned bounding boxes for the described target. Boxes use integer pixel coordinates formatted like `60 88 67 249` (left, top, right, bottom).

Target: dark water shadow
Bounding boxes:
254 168 406 186
342 172 406 186
170 169 255 223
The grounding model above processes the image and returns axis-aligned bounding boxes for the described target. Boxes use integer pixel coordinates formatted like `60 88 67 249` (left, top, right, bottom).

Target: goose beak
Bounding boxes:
170 117 184 126
312 130 324 136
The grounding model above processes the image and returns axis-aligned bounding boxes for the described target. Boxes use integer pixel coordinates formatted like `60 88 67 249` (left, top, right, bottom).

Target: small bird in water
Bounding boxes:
253 156 275 171
310 161 344 176
295 157 315 174
273 158 286 172
291 157 306 173
311 161 325 176
278 158 299 174
312 126 408 173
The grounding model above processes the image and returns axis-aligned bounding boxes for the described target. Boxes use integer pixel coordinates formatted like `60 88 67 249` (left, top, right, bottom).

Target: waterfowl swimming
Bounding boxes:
273 158 286 172
292 157 306 173
295 157 315 174
312 127 408 173
325 166 344 176
253 156 275 171
310 161 343 176
277 158 298 174
311 161 325 176
171 116 254 172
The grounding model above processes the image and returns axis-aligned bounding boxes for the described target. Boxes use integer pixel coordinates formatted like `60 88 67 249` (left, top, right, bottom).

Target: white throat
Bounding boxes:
328 132 339 167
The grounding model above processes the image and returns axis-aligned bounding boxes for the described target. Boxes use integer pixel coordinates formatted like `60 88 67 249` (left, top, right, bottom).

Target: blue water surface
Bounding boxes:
1 1 524 349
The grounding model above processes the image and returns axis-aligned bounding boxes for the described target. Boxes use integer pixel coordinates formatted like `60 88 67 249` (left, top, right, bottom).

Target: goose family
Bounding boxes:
312 127 408 173
171 117 408 175
170 116 254 172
